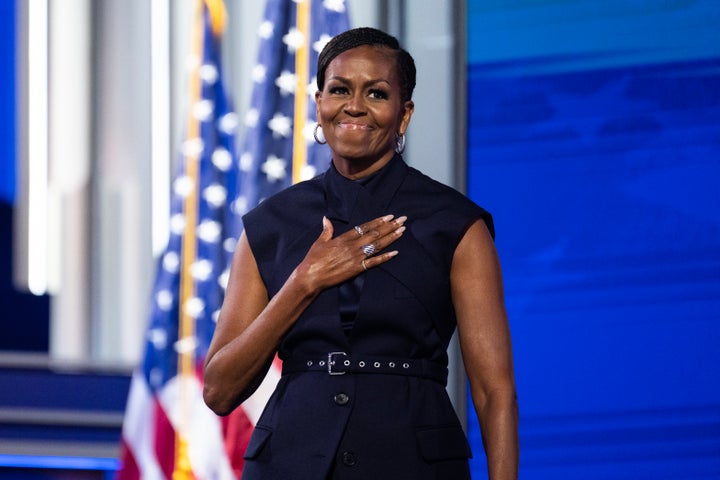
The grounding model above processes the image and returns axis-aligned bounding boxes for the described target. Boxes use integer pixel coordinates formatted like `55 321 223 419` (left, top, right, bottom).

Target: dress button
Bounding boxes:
342 451 357 466
333 393 349 405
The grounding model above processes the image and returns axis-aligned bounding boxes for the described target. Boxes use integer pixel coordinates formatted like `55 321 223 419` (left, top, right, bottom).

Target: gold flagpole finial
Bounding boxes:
204 0 227 36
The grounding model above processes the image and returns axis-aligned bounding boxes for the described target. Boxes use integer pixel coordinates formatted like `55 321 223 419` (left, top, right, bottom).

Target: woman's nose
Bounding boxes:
343 92 365 115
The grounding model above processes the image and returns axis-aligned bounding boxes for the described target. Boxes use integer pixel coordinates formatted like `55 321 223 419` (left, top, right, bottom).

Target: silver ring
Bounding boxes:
361 244 376 256
361 259 368 271
354 225 364 236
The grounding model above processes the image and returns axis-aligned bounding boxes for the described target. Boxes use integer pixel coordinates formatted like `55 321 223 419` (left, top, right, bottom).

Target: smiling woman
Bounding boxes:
203 27 518 480
314 45 414 177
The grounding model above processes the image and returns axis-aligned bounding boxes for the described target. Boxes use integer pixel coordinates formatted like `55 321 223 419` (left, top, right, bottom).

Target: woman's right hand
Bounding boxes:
293 214 407 295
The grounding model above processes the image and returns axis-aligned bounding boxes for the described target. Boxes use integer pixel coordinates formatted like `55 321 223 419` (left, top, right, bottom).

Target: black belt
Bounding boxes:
282 352 448 385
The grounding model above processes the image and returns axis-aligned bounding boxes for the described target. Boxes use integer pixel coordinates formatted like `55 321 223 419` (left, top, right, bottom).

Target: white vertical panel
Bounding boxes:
47 0 92 362
25 0 49 296
151 0 172 257
92 0 153 366
404 0 454 185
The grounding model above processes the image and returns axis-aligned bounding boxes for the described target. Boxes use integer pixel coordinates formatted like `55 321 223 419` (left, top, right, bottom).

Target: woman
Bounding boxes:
204 27 518 479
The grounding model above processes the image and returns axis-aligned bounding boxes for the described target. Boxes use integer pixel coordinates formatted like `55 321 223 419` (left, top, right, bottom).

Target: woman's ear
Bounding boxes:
315 90 322 121
399 100 415 134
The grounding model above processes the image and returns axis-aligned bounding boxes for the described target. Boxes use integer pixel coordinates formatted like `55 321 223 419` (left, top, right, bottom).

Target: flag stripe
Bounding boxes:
153 399 176 480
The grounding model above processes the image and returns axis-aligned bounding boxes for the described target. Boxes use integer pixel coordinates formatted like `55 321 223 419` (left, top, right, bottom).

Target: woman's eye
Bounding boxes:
369 89 388 100
329 86 349 95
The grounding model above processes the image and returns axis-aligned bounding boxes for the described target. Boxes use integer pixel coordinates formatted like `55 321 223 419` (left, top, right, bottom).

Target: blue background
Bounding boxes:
465 1 720 478
0 0 15 205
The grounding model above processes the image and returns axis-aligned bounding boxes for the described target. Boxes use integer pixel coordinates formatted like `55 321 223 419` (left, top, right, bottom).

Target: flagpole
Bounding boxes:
174 0 206 477
292 0 311 184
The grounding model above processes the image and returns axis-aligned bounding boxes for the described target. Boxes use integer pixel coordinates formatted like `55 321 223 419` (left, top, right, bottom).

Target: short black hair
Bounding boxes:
317 27 416 102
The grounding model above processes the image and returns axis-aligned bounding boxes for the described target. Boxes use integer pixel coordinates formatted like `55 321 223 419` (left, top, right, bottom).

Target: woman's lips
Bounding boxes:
337 121 372 130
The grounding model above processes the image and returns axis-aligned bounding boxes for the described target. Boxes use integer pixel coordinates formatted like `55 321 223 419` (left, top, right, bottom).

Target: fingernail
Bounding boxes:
382 214 394 222
387 250 399 257
395 226 406 234
395 215 407 225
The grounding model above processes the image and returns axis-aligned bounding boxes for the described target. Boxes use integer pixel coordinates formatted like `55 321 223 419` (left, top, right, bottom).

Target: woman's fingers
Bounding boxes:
358 223 405 256
351 215 406 271
359 248 399 271
302 214 407 289
352 215 406 244
320 216 334 241
352 215 402 238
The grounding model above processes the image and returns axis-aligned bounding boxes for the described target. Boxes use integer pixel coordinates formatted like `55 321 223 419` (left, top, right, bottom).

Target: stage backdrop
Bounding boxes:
0 0 15 205
465 1 720 478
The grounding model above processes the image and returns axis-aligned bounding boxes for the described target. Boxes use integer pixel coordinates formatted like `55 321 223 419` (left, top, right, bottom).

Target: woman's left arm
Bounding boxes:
452 219 519 480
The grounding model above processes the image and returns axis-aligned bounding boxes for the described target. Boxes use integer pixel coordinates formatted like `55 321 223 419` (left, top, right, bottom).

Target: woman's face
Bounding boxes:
316 45 414 178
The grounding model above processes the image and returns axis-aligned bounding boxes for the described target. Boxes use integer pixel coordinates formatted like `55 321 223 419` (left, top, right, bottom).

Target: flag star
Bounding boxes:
211 146 232 171
313 34 333 53
262 155 287 182
174 334 199 353
183 298 205 320
193 99 214 122
147 327 168 350
223 237 237 254
268 112 292 138
162 251 180 273
170 213 186 235
190 259 214 282
258 20 274 39
231 195 249 215
197 219 222 243
156 289 174 312
181 137 204 157
218 268 230 290
239 152 254 171
275 70 297 96
173 175 195 198
199 63 218 84
203 183 227 208
245 108 259 128
324 0 346 12
219 112 239 134
303 121 317 144
252 64 267 83
308 78 318 100
300 164 317 181
283 27 305 52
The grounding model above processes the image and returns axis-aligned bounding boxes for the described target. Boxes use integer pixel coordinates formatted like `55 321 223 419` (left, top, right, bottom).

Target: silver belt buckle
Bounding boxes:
327 351 347 375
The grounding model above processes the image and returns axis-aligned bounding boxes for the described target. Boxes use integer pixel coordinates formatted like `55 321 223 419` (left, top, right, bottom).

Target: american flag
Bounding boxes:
236 0 349 207
117 0 349 479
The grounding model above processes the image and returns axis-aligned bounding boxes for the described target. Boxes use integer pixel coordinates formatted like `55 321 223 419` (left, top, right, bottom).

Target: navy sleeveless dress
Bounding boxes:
241 155 493 480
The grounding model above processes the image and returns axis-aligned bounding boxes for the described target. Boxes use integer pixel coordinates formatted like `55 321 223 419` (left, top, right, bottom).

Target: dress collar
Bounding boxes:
323 154 408 224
